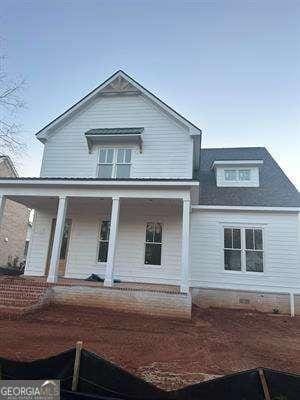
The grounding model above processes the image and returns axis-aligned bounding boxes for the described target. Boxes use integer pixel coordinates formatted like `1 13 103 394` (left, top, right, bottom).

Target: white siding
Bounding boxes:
25 211 52 276
25 200 182 285
40 94 193 179
190 210 300 291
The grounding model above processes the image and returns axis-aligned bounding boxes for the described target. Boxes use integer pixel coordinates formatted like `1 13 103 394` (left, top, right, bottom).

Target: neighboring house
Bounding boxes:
0 156 29 266
0 70 299 315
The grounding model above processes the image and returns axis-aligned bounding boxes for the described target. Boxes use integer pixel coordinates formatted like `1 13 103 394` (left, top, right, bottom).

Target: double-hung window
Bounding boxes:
98 148 132 178
98 221 110 262
144 222 162 266
224 227 264 272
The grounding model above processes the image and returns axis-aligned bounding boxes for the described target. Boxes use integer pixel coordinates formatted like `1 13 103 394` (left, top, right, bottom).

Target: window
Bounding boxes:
224 228 242 271
224 169 251 182
144 222 162 265
223 227 264 272
98 148 132 178
225 170 237 181
98 221 110 262
239 169 251 181
245 228 264 272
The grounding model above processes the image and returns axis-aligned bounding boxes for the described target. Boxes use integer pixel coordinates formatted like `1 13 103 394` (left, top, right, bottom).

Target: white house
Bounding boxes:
0 70 299 318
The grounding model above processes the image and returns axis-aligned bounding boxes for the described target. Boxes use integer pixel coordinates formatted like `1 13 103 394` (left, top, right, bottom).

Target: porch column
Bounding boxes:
180 199 191 293
47 196 68 283
0 195 6 229
104 196 120 287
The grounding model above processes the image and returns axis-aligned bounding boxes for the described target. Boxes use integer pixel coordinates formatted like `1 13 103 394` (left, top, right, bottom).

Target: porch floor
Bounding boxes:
23 276 181 294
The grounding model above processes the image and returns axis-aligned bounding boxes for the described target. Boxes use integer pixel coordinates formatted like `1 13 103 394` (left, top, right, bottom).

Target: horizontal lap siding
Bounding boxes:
65 202 182 284
41 95 193 179
190 211 300 291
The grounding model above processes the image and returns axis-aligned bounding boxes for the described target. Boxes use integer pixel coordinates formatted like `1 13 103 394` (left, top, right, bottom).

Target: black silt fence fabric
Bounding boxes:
61 390 123 400
1 348 300 399
171 369 265 400
77 349 165 400
0 348 75 390
264 369 300 400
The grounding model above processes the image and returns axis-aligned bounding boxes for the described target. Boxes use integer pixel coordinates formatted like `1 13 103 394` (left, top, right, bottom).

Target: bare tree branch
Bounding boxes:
0 53 26 157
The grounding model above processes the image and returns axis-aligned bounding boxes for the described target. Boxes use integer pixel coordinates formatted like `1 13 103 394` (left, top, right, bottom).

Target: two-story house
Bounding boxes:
0 70 299 318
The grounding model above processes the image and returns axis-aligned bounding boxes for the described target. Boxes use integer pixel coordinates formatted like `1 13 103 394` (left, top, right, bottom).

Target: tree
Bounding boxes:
0 54 26 156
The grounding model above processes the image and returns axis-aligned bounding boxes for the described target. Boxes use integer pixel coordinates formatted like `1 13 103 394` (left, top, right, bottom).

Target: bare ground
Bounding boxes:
0 304 299 390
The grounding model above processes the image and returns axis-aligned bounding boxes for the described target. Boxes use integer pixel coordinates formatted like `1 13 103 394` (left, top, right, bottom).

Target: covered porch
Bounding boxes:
0 179 197 294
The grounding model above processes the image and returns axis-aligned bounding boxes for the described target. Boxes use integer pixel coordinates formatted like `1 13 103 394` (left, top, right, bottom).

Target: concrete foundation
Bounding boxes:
191 287 300 315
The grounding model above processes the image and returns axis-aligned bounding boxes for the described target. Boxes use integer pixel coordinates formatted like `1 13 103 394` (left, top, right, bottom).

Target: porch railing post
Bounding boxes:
104 196 120 287
180 198 191 293
47 196 68 283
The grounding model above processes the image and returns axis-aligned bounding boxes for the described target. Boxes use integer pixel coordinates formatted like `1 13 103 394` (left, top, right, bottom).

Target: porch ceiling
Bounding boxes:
6 195 58 211
6 195 182 212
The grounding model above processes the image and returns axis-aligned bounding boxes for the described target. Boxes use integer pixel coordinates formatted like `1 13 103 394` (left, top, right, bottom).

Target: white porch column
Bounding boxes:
0 195 6 229
180 198 191 293
104 196 120 287
47 196 68 283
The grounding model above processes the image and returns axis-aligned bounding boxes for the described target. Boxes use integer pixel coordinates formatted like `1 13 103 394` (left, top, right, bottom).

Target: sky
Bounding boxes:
1 0 300 189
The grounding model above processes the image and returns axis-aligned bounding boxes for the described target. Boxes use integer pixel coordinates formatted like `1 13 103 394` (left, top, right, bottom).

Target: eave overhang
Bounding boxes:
0 177 199 189
211 160 264 170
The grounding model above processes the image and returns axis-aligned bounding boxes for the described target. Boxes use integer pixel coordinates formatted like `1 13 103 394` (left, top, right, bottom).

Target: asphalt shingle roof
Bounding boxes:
199 147 300 207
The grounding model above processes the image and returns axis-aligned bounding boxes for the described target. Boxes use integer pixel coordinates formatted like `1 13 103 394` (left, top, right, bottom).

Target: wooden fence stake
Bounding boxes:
258 368 271 400
72 341 83 392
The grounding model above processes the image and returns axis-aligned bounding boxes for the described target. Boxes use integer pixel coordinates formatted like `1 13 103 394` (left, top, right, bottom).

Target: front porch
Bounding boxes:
0 179 197 302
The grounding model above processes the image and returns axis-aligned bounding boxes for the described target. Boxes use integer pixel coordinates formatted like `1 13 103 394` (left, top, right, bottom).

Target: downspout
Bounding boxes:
198 132 202 204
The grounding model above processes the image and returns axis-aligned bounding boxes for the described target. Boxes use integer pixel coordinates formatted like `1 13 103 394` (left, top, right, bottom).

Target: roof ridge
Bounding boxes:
202 146 266 151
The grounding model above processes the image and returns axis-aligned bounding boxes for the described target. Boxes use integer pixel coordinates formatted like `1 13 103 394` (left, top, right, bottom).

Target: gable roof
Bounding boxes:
199 147 300 207
36 70 202 142
0 155 18 177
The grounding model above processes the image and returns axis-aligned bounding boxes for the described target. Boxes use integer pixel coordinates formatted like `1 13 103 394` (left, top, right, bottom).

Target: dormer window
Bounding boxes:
212 160 263 187
98 148 132 178
224 169 251 182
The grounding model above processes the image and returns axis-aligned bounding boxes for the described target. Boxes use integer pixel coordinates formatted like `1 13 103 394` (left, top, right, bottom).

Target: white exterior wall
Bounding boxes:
25 210 52 276
190 210 300 292
40 95 193 179
25 201 182 285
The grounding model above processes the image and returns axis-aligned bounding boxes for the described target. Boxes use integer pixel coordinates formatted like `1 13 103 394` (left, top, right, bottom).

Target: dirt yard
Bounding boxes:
0 305 299 390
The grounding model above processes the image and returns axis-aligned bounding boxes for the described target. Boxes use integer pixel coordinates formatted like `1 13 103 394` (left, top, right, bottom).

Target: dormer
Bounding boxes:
211 160 264 187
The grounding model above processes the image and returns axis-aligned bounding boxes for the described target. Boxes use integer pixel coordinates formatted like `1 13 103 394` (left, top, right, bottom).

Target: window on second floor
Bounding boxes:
98 148 132 179
224 169 251 182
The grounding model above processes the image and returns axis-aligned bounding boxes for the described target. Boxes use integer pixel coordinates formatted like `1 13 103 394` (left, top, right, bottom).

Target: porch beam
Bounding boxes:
47 196 68 283
180 199 191 293
104 196 120 287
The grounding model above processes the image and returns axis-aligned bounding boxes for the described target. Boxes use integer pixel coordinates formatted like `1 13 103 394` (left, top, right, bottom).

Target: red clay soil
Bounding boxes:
0 304 299 390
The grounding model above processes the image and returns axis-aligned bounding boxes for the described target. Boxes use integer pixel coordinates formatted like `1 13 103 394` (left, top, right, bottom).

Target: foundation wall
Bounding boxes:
52 285 192 319
191 287 300 315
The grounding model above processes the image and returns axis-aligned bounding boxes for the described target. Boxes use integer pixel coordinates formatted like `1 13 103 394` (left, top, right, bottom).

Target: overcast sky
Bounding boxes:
1 0 299 189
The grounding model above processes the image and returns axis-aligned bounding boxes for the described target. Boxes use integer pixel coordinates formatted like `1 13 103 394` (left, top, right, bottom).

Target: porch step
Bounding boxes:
0 278 52 319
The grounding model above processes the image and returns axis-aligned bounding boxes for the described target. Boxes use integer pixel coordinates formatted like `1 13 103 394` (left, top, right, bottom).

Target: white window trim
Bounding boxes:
97 148 132 179
220 223 266 275
143 221 164 268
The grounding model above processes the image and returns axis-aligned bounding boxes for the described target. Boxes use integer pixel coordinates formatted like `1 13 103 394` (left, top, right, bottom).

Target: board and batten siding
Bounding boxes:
40 94 193 179
190 210 300 292
25 200 182 284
